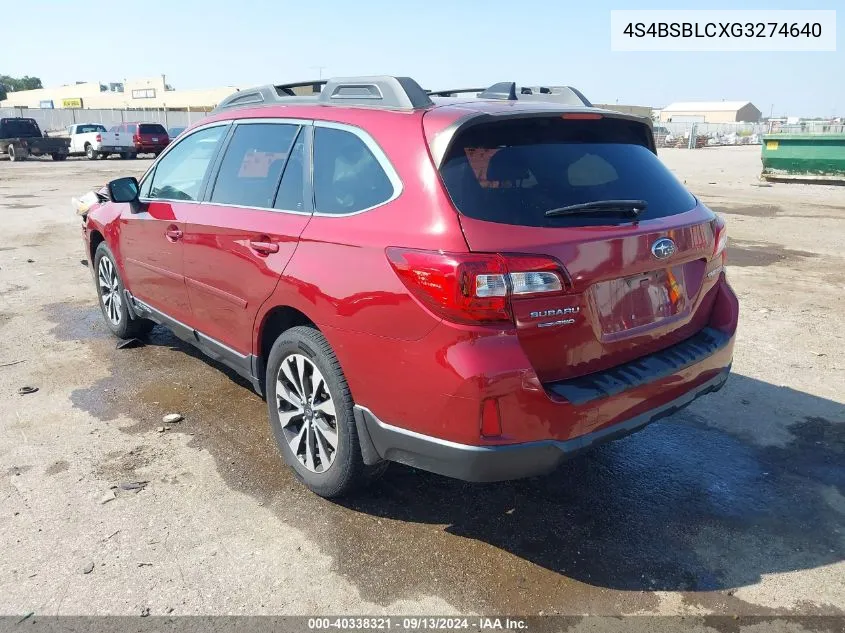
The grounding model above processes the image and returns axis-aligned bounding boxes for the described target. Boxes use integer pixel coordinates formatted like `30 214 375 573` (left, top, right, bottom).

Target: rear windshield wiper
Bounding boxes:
544 200 648 218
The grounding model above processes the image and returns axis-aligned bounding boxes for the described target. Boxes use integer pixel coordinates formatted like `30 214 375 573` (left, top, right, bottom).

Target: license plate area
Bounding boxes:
590 267 687 336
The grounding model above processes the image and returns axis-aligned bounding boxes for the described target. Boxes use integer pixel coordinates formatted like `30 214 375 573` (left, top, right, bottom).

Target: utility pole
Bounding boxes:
310 66 326 80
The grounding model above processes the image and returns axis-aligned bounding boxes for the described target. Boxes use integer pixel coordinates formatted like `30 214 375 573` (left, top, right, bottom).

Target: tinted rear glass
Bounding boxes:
139 124 166 135
440 117 696 227
77 124 105 134
1 119 41 138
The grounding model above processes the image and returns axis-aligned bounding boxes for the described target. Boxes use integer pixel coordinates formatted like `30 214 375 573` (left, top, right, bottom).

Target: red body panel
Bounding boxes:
182 204 309 355
83 99 738 455
118 200 192 324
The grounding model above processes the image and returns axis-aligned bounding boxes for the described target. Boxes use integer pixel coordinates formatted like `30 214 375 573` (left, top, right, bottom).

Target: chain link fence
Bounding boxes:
0 107 211 134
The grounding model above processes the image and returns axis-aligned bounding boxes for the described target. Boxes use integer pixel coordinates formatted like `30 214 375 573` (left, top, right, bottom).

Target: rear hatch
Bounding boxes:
137 123 168 146
436 113 724 383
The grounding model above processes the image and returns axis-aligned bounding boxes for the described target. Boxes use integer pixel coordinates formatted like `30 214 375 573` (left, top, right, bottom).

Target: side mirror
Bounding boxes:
108 177 140 203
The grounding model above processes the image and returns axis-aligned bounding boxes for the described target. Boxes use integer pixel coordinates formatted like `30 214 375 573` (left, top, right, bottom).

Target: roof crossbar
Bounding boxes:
430 81 593 107
212 76 434 113
426 88 486 97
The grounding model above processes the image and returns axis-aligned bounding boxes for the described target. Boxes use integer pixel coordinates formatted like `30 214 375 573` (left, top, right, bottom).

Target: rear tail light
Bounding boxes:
386 248 567 325
95 134 102 143
713 216 728 261
132 134 141 144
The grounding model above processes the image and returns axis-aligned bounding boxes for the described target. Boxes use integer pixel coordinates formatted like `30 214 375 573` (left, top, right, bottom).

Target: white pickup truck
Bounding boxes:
67 123 134 160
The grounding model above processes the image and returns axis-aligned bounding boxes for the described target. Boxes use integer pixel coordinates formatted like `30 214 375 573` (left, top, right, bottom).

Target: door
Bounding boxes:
119 124 228 325
182 121 312 355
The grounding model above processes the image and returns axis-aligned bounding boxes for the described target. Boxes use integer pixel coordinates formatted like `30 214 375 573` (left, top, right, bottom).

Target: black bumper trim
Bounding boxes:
357 366 730 483
545 327 730 405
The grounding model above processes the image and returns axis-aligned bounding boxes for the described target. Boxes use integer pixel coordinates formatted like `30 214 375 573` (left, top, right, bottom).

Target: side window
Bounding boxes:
147 126 225 201
274 130 306 211
313 126 395 214
210 123 298 208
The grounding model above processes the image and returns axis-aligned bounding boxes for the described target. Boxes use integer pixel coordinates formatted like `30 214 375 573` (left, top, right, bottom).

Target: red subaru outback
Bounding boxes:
81 76 737 497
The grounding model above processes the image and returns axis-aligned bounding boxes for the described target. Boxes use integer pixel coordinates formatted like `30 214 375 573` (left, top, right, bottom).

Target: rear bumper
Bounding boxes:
356 365 730 482
134 143 167 153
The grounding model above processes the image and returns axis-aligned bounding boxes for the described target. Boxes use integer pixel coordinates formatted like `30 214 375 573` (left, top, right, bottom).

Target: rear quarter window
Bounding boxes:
440 117 696 227
313 126 396 214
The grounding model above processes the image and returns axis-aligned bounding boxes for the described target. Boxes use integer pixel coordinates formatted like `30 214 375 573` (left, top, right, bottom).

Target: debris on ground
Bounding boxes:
162 413 183 424
116 338 144 350
99 490 116 504
118 481 148 492
82 562 94 574
156 427 166 433
140 607 150 617
26 259 35 263
0 360 25 368
137 562 153 567
17 386 38 395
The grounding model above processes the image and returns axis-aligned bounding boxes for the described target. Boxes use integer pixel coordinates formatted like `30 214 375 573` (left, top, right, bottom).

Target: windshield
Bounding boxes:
440 117 696 227
1 119 41 138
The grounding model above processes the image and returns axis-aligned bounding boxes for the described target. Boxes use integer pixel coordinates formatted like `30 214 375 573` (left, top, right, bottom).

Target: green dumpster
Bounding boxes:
761 134 845 183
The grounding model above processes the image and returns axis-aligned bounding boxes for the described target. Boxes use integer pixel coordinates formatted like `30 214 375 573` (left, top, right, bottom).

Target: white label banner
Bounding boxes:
611 10 836 52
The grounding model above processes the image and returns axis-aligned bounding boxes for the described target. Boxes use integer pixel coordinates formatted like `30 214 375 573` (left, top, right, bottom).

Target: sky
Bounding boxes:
4 0 841 117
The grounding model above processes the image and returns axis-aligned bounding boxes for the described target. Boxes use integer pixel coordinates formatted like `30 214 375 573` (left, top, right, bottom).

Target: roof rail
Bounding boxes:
429 82 593 107
212 76 434 113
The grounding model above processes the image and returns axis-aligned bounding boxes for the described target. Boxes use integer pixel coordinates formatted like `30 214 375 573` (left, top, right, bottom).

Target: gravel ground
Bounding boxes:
0 146 842 618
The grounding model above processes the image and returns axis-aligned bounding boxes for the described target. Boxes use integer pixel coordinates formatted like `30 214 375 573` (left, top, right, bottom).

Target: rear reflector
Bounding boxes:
386 248 567 325
480 398 502 437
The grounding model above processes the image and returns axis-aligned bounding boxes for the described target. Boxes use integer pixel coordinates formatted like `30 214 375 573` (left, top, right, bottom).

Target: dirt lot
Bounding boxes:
0 146 842 617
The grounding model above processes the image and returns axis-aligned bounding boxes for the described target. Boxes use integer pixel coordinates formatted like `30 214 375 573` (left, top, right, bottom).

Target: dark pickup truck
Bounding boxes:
1 117 70 161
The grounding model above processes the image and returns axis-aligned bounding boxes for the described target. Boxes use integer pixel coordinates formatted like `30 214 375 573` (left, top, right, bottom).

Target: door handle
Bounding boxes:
249 240 279 254
165 227 183 241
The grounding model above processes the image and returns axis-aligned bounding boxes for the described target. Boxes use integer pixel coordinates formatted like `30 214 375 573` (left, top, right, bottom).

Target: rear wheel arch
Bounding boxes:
256 305 317 383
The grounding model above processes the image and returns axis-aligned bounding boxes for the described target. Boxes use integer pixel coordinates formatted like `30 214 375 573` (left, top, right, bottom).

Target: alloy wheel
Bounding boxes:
98 257 122 325
276 354 338 473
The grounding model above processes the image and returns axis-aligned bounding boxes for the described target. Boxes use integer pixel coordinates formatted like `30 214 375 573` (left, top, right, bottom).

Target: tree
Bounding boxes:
0 75 44 101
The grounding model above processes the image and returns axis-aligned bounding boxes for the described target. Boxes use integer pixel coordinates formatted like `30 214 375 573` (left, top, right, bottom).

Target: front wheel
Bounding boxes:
93 242 155 340
8 144 21 162
266 326 385 498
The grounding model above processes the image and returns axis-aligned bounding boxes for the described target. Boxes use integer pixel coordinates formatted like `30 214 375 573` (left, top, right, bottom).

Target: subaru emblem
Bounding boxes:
651 238 676 260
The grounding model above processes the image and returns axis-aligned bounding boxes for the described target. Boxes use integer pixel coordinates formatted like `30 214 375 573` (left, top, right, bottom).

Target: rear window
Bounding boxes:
440 117 696 227
77 124 105 134
1 119 41 138
139 124 167 135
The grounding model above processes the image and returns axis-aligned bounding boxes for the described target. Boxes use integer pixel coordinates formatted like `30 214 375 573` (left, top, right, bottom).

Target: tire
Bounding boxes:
51 153 67 161
128 152 137 160
8 144 19 162
119 152 129 160
93 242 155 340
266 326 386 497
85 144 97 160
